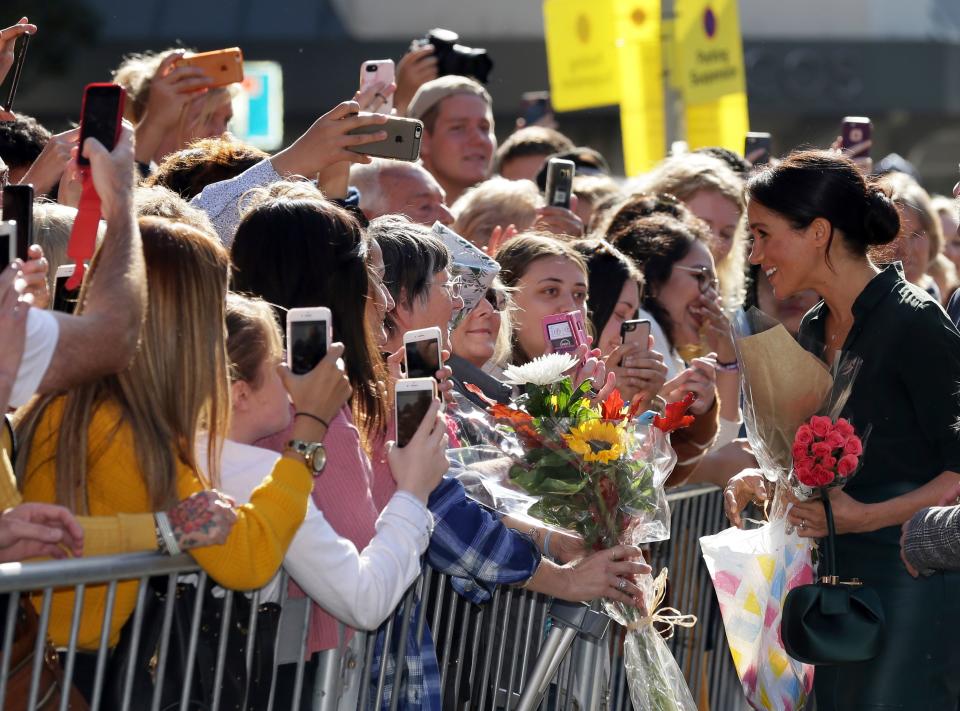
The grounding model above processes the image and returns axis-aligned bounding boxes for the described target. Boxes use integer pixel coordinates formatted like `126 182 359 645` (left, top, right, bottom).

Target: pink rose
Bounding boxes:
826 431 847 451
811 441 833 459
834 418 855 438
843 436 863 457
837 454 859 477
795 425 815 447
820 456 837 471
812 465 834 487
810 416 833 438
795 461 816 486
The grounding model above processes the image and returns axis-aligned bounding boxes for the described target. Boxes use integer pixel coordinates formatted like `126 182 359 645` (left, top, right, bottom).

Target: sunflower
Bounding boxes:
563 420 625 464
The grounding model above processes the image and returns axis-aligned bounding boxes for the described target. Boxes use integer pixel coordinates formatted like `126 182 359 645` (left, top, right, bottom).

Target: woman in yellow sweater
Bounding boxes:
14 216 352 650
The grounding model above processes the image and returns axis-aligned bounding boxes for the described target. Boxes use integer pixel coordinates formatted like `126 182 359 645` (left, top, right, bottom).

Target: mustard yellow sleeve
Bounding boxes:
75 512 158 556
0 450 23 509
178 457 312 591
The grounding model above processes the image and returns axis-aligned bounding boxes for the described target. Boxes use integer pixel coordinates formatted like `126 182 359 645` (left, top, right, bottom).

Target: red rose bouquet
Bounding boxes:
790 415 868 498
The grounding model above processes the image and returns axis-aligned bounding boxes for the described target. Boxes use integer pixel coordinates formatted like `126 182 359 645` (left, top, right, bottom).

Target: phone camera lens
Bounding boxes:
395 136 403 143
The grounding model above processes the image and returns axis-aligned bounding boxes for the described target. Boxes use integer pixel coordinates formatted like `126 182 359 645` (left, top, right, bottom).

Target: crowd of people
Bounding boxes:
2 13 960 710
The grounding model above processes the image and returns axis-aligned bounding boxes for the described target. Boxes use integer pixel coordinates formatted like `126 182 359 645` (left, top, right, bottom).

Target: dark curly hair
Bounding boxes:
0 114 51 170
608 214 711 349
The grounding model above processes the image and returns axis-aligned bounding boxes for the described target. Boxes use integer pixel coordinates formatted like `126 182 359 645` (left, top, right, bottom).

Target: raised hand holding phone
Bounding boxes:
0 17 35 119
279 342 352 434
388 383 448 502
65 84 127 289
271 101 388 178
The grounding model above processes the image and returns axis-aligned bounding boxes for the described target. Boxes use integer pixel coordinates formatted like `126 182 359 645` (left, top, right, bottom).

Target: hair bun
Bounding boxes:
862 189 900 247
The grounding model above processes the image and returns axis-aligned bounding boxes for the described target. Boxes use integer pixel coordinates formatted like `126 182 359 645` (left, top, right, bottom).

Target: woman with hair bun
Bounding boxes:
725 150 960 708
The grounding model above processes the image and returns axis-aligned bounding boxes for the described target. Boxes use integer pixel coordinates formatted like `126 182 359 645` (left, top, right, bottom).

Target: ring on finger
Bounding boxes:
799 519 806 530
617 578 627 592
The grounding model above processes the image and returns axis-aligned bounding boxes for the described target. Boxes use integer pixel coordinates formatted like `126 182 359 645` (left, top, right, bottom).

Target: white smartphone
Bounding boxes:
0 220 15 270
359 59 396 112
403 326 443 380
395 377 437 448
52 263 80 314
286 306 333 375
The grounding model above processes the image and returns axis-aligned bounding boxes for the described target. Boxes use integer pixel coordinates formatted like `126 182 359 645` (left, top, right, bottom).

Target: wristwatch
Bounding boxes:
285 439 327 475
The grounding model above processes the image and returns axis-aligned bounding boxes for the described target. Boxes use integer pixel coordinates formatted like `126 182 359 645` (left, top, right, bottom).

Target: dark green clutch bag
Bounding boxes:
781 492 885 665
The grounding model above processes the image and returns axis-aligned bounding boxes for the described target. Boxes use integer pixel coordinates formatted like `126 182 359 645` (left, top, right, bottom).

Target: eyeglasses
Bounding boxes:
484 288 508 312
434 275 463 300
675 265 719 294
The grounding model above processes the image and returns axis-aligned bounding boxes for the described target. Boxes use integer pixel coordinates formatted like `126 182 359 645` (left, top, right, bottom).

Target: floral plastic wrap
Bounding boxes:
699 307 868 710
447 353 698 710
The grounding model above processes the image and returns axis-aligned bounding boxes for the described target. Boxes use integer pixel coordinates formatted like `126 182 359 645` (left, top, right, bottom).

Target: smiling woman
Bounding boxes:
736 150 960 711
495 233 589 365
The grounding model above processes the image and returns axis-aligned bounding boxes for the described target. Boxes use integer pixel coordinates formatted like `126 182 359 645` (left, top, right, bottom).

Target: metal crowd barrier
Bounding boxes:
0 484 747 711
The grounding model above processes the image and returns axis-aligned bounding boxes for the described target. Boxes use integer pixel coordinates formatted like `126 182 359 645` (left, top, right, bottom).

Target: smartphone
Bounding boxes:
403 326 443 380
3 31 30 113
840 116 872 159
359 59 396 112
2 184 33 260
519 90 552 126
347 116 423 162
620 318 651 347
542 311 587 355
181 48 244 88
744 132 772 166
286 307 332 376
77 83 126 168
395 378 437 448
544 158 576 209
0 221 15 270
52 264 81 314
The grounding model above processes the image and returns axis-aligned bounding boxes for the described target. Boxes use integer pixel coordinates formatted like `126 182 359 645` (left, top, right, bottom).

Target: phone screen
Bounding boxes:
405 338 441 379
0 228 13 270
78 85 123 167
396 387 432 447
546 319 577 353
53 271 80 314
289 320 328 375
2 185 33 260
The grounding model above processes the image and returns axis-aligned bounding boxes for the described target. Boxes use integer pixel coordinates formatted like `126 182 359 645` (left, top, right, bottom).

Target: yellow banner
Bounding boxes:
674 0 746 105
543 0 620 111
684 91 750 152
616 0 665 175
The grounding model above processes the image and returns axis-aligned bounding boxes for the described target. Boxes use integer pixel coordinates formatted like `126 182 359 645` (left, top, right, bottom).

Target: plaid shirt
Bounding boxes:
369 475 541 709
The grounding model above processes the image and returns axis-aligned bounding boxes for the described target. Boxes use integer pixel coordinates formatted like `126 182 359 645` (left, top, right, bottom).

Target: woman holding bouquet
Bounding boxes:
727 150 960 709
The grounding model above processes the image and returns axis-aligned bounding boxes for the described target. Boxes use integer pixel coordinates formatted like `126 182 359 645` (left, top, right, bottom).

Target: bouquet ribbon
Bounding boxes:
627 567 697 640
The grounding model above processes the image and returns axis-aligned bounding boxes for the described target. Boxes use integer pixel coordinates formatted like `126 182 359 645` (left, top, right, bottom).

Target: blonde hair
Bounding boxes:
881 172 944 265
632 153 746 311
113 49 180 123
16 217 231 512
225 292 283 387
133 184 217 238
113 49 235 155
452 177 543 249
33 203 106 295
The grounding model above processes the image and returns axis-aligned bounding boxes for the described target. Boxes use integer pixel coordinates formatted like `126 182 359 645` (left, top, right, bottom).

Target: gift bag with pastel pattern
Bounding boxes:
700 518 815 711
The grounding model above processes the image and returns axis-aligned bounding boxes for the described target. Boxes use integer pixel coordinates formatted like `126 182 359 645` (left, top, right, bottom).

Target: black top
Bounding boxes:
799 264 960 546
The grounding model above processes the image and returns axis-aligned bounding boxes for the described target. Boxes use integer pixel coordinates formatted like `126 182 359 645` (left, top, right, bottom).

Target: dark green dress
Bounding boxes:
798 265 960 710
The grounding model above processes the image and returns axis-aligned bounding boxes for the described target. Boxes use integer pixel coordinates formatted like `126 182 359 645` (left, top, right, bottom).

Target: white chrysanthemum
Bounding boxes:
502 353 578 387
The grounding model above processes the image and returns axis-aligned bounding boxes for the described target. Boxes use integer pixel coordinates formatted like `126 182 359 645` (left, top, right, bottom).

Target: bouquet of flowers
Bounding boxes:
790 415 867 498
455 353 698 711
700 307 867 711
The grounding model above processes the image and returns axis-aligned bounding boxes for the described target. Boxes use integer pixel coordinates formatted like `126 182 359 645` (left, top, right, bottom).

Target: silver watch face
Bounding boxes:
308 444 326 475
